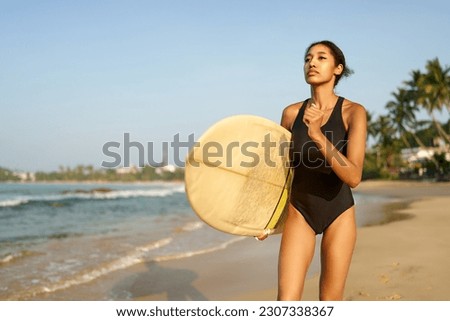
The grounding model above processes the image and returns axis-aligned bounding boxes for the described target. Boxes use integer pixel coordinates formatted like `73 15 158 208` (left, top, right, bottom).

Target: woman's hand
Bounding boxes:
303 103 325 140
302 100 367 188
255 229 270 241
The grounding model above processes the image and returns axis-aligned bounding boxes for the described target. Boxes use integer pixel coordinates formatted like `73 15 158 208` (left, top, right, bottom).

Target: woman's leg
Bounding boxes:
278 204 316 300
319 206 356 300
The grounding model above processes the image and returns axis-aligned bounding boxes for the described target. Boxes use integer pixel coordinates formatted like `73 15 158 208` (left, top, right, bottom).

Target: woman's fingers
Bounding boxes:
303 105 324 127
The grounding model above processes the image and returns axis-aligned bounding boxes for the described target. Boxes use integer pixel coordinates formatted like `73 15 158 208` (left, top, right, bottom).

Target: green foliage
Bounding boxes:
362 151 381 180
367 57 450 181
0 167 20 182
427 152 450 181
27 165 185 182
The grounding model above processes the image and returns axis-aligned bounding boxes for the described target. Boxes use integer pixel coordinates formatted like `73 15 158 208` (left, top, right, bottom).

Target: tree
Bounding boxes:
410 59 450 145
0 167 20 181
372 115 398 171
385 88 420 148
366 110 378 143
423 58 450 113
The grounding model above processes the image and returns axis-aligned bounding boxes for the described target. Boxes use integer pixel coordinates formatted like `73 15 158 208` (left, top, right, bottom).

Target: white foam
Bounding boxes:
52 237 173 288
0 199 29 208
0 251 29 264
88 189 174 199
0 186 185 208
154 236 246 262
180 221 204 232
0 254 15 264
172 184 186 193
9 237 173 299
5 235 248 300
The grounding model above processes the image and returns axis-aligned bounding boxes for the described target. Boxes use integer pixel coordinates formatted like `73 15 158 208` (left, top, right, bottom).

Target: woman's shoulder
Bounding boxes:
342 98 367 126
342 98 366 114
281 101 304 130
283 101 304 116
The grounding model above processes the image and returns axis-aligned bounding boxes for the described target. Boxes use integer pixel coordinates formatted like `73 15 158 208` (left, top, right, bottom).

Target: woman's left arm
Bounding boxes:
306 103 367 188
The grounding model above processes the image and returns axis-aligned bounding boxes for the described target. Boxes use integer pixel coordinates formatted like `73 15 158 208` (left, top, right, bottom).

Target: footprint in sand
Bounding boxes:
385 293 402 300
378 274 390 284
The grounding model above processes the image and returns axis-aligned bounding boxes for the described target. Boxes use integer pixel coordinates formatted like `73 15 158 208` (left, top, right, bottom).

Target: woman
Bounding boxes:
277 40 367 300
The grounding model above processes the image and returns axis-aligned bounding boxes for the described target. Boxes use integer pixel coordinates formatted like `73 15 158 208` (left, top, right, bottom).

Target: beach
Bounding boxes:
24 180 450 301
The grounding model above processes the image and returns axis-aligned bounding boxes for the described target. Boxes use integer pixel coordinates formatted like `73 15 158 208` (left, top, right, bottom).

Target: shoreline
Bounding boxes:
25 180 450 301
0 178 447 185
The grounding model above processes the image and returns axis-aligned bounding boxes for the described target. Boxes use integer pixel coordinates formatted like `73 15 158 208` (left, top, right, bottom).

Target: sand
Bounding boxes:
30 180 450 301
139 180 450 301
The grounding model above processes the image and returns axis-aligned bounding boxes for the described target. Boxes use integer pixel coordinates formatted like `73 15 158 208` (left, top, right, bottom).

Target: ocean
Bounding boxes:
0 182 386 300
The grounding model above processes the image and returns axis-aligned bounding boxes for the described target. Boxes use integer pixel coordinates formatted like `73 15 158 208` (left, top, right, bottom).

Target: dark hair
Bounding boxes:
305 40 353 86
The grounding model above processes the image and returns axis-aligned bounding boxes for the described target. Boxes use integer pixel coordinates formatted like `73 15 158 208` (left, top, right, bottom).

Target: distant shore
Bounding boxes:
0 180 184 185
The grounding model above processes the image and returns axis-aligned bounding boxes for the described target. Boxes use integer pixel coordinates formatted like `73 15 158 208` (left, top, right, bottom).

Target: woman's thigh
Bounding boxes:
278 204 317 300
319 206 356 300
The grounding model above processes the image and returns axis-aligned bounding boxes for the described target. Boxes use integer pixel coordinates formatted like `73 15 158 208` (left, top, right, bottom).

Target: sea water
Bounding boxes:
0 182 386 300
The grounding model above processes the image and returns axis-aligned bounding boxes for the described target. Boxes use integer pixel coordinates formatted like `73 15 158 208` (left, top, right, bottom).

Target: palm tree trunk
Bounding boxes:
432 116 450 145
410 127 441 173
401 134 411 149
411 131 427 148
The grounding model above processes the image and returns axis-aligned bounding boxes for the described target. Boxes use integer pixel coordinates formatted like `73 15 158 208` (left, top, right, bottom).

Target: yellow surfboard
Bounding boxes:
185 115 292 237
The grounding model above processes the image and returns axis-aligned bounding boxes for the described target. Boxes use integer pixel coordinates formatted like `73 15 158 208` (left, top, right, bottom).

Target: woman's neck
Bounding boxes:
309 85 338 110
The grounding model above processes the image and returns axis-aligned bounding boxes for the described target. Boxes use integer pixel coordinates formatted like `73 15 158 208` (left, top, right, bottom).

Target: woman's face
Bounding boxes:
303 44 342 86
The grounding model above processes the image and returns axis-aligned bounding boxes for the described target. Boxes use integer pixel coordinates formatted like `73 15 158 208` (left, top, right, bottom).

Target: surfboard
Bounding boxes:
184 115 292 237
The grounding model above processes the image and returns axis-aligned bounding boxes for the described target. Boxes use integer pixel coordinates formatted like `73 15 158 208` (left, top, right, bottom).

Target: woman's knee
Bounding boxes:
319 292 344 301
277 292 302 301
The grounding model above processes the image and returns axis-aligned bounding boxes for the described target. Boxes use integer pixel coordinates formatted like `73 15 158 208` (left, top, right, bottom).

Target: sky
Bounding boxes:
1 0 449 172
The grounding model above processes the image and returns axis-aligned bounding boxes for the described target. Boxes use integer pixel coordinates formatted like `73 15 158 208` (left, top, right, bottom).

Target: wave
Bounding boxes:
5 235 246 300
0 199 29 208
179 221 205 232
0 186 185 208
84 189 179 199
0 250 40 265
153 236 245 262
0 252 23 264
6 237 173 300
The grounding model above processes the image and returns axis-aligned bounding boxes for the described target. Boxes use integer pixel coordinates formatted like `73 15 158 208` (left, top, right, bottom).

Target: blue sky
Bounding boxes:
1 0 449 171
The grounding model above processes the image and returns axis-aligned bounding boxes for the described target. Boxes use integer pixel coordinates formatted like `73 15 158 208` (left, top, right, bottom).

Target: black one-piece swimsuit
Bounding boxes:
289 96 354 234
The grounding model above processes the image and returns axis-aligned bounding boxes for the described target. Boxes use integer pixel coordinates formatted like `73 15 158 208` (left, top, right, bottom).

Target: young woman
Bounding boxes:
277 40 367 300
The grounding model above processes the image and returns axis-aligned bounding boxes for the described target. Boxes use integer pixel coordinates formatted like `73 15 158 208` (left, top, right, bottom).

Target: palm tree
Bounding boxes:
365 110 378 143
423 58 450 113
410 59 450 144
373 115 397 170
385 88 419 148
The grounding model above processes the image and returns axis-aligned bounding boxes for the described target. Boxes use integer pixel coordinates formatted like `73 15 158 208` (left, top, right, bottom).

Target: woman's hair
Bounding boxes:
305 40 353 86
